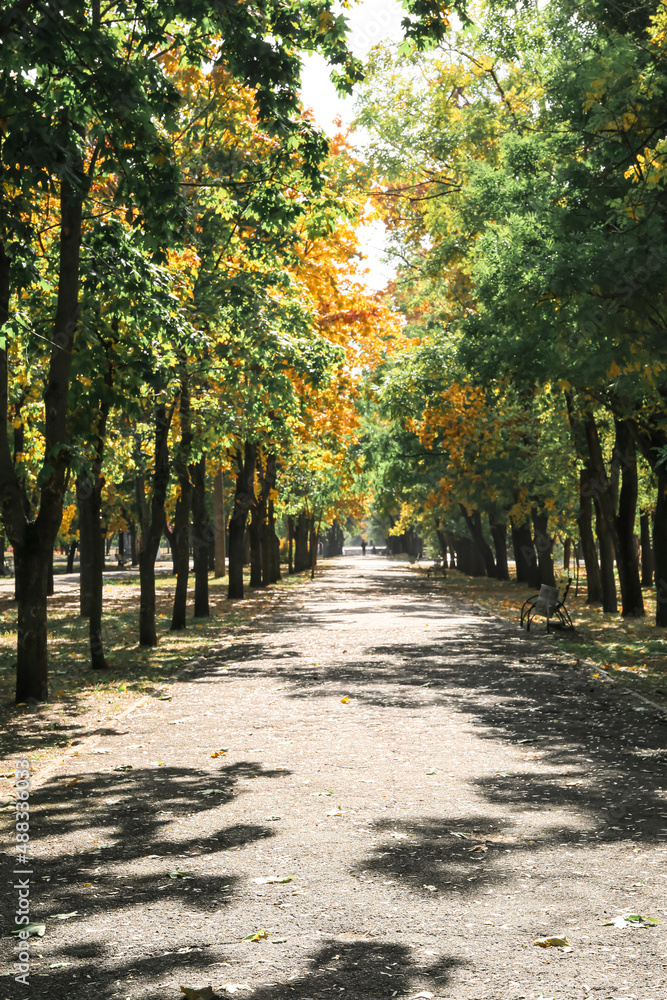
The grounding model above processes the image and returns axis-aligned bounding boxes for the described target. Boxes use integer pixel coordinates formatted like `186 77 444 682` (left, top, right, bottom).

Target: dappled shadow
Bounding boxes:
21 934 464 1000
22 759 288 927
184 559 667 850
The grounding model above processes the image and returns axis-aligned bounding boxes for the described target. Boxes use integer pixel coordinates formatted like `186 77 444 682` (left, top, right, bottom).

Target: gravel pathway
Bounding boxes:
2 556 666 1000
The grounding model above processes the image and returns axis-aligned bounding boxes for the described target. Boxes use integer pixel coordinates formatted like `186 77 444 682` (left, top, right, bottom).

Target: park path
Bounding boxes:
2 556 667 1000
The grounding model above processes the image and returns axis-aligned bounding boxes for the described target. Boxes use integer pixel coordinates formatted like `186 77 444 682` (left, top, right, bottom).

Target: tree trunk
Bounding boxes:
137 403 173 646
531 508 556 587
249 451 266 589
490 521 509 580
1 170 83 701
595 500 617 613
294 512 310 573
171 371 193 631
563 537 571 574
578 467 603 604
14 532 50 702
310 518 319 579
583 412 618 613
66 540 77 573
640 511 653 588
270 498 281 582
130 524 138 565
213 468 226 577
654 469 667 627
460 505 496 577
263 455 278 585
164 518 177 575
287 515 293 574
227 441 256 600
191 454 210 618
511 517 539 587
76 475 94 617
614 420 644 617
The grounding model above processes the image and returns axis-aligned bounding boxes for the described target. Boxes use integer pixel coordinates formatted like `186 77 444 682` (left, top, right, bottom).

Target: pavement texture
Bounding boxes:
1 555 667 1000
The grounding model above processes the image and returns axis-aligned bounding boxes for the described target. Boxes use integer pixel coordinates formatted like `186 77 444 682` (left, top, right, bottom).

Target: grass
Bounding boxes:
418 563 667 706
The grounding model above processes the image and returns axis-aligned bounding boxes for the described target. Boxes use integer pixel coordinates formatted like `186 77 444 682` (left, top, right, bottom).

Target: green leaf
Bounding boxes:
11 922 46 937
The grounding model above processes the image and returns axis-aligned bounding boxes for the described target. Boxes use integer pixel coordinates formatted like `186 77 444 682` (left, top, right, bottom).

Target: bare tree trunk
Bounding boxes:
137 403 173 646
191 454 210 618
227 441 256 600
614 420 644 617
511 518 539 587
531 508 556 587
490 521 509 580
214 468 226 577
578 467 603 603
171 369 193 631
640 510 653 588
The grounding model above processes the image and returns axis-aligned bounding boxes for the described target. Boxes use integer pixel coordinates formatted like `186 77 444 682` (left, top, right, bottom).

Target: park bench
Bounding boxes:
426 559 446 578
520 578 574 633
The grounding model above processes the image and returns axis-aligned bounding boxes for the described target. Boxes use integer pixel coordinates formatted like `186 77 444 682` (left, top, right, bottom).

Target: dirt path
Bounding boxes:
2 556 666 1000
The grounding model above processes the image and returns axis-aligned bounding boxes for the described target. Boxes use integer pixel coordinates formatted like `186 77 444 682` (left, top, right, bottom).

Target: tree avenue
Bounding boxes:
2 0 666 703
356 0 667 626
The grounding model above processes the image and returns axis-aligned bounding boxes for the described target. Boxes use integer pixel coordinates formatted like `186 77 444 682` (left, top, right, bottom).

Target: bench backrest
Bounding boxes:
533 584 560 615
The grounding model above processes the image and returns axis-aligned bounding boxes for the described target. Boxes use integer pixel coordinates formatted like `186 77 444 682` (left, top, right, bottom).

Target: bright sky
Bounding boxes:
300 0 407 290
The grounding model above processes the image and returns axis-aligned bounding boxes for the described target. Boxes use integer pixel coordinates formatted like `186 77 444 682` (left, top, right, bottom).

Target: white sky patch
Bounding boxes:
300 0 407 290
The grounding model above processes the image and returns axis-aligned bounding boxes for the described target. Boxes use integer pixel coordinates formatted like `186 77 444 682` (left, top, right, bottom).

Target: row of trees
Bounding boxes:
3 1 457 702
356 0 667 625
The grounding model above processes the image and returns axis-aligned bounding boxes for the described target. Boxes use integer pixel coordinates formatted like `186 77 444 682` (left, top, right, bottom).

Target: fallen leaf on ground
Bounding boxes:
180 987 216 1000
469 844 488 852
449 830 469 839
112 764 133 772
411 992 434 999
242 929 269 942
340 697 351 703
211 750 228 758
326 809 343 816
65 777 81 787
11 922 45 937
169 869 190 878
49 962 71 969
533 936 570 948
50 912 78 920
251 876 293 884
603 913 660 928
423 884 438 891
158 694 172 701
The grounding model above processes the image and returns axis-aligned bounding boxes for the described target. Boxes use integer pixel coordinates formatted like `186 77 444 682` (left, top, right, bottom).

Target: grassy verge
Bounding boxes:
417 565 667 707
0 565 312 778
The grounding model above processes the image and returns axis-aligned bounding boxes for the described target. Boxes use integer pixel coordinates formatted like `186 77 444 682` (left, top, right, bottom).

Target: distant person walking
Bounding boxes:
361 539 367 556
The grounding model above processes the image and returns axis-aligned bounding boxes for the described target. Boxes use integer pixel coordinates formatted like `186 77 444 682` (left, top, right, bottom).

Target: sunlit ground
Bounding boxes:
420 562 667 705
0 562 312 773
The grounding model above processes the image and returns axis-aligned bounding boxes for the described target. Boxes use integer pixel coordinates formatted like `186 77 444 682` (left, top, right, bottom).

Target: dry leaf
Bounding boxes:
340 696 351 703
180 987 215 1000
533 936 570 948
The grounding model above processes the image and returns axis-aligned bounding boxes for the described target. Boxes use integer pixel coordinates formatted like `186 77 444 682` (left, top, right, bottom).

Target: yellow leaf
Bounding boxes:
340 696 350 703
